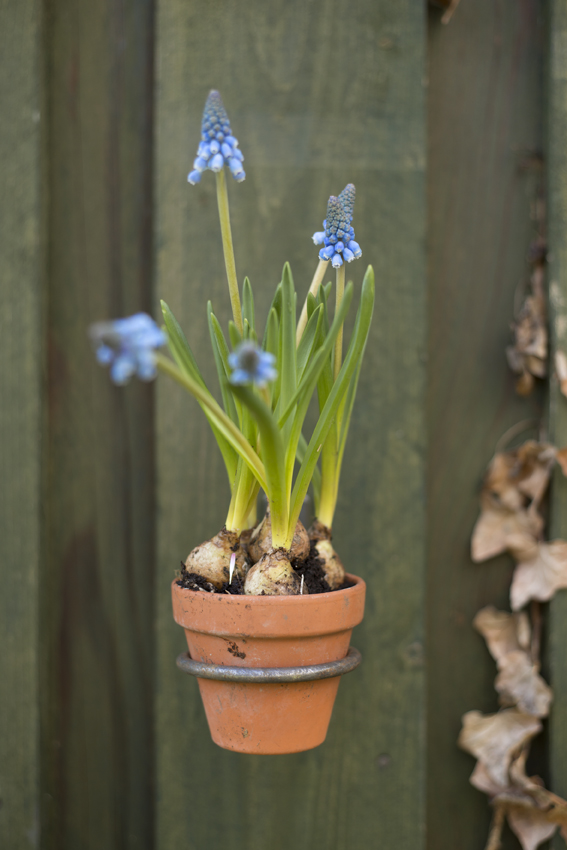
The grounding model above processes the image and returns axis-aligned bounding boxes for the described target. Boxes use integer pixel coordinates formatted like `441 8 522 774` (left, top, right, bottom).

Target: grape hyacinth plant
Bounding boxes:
188 90 245 185
90 313 166 384
91 89 374 596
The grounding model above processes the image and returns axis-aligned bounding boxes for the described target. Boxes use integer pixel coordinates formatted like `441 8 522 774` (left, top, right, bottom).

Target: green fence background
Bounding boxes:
2 1 565 848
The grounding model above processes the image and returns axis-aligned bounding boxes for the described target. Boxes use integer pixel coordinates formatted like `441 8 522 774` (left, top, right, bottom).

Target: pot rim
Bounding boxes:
171 572 366 638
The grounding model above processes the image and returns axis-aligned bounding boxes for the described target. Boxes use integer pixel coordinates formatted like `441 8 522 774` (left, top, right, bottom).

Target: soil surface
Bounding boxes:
176 546 352 595
291 546 332 594
177 564 245 595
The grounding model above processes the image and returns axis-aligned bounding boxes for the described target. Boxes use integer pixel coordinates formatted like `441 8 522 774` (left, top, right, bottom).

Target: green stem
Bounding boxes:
333 264 345 382
215 168 243 335
155 353 266 489
226 402 258 532
230 385 289 548
226 460 257 532
288 267 375 536
318 432 338 529
296 258 329 345
243 484 260 529
319 264 346 527
321 357 364 527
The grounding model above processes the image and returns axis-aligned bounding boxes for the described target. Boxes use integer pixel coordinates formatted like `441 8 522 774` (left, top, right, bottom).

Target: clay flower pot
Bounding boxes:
171 574 366 754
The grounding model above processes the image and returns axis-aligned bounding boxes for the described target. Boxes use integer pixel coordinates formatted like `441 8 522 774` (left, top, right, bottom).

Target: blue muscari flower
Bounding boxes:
89 313 166 385
338 183 356 221
228 342 277 388
312 183 362 267
188 90 245 185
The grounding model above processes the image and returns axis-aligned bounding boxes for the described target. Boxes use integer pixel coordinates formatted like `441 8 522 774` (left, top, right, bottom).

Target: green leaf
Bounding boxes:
228 320 241 349
263 307 279 359
296 304 323 383
337 357 363 466
243 318 257 343
242 277 255 331
306 292 317 322
280 282 354 509
207 303 239 426
229 385 289 547
270 282 283 320
289 266 375 531
156 353 267 491
162 300 238 484
316 334 334 414
161 300 206 387
297 432 321 513
278 282 354 431
263 307 280 411
277 262 297 415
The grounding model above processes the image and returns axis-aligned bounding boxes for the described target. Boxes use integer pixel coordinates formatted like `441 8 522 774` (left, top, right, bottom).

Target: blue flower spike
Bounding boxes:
228 342 277 388
338 183 356 221
188 90 245 185
89 313 166 385
312 183 362 267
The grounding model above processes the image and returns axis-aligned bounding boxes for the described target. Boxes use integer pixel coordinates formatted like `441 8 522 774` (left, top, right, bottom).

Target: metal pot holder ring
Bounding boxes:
176 646 362 683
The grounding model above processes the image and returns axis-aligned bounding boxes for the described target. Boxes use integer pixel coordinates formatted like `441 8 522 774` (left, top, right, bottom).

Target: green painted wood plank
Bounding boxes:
0 1 42 846
42 1 155 847
155 2 426 849
427 3 544 849
548 6 567 847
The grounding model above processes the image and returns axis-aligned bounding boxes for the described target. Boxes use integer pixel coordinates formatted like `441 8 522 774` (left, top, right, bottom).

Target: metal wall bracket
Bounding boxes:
176 646 362 683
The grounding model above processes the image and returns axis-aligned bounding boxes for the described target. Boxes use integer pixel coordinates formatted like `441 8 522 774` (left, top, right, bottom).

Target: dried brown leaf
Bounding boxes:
555 350 567 398
556 447 567 477
484 442 555 507
486 453 526 511
511 540 567 611
514 369 536 396
440 0 461 25
525 355 546 379
470 759 538 800
508 269 548 396
459 710 541 787
507 806 557 850
470 760 506 797
471 443 557 563
471 500 542 563
473 607 531 664
494 651 552 718
515 442 556 504
508 754 567 826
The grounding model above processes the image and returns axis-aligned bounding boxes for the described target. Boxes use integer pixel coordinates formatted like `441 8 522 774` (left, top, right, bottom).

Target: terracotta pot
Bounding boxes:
171 574 366 754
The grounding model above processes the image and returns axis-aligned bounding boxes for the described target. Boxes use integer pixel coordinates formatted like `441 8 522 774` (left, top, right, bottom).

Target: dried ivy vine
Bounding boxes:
458 154 567 850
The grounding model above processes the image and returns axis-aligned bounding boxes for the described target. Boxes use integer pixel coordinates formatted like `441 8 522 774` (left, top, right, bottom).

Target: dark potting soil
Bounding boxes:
291 546 332 594
175 547 352 596
176 568 217 593
176 565 245 595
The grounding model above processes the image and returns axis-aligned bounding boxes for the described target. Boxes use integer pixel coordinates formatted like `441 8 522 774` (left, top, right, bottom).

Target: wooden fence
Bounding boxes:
1 1 564 848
